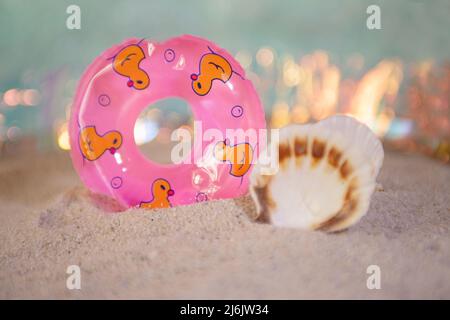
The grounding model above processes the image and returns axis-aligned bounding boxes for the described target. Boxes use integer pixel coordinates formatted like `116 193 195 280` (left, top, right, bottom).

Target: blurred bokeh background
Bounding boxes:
0 0 449 162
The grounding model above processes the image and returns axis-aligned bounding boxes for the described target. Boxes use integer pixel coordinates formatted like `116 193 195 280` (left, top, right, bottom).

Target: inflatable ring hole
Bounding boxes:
134 97 194 165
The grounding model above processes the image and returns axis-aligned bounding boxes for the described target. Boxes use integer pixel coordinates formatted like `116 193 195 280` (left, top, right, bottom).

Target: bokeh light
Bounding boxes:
256 47 275 68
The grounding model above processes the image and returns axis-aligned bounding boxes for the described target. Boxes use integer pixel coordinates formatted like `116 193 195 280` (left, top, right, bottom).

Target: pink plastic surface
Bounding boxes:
69 35 266 209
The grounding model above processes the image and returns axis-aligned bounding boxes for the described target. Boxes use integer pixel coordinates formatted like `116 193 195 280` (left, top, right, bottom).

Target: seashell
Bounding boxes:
250 115 384 232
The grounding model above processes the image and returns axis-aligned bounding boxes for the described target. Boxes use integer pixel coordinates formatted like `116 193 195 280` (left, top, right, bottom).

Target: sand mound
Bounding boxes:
1 151 449 299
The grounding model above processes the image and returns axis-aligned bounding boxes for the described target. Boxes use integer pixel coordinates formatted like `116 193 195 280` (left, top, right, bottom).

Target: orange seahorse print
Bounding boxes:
190 47 234 96
112 44 150 90
140 178 175 209
214 140 254 178
79 126 122 161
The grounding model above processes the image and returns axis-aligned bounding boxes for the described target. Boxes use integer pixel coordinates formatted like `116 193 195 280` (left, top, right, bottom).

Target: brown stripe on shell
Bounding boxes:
315 198 358 232
251 177 275 224
345 178 358 202
294 137 308 157
339 159 352 180
278 141 291 170
327 147 342 168
311 139 326 166
294 137 308 167
315 178 359 232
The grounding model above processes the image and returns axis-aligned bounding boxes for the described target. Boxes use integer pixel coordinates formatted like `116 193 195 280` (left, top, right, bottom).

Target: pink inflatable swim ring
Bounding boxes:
69 35 266 209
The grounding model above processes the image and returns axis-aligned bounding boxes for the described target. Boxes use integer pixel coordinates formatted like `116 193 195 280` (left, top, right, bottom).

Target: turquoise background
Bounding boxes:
0 0 449 143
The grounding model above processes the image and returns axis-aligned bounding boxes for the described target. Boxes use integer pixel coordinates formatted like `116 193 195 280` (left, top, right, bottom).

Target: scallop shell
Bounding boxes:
250 115 384 232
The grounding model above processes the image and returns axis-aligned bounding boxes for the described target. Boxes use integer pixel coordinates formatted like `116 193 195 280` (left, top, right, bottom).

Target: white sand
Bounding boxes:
0 150 449 299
